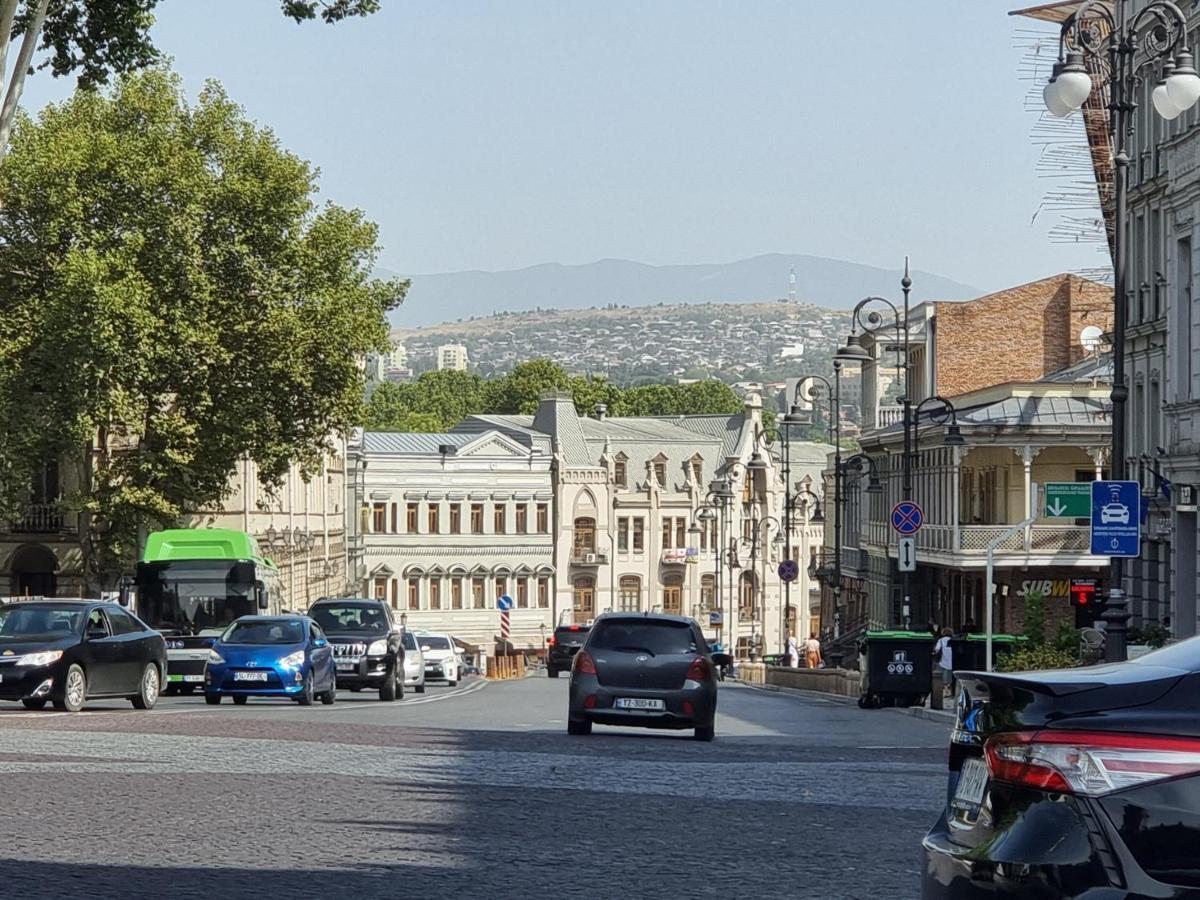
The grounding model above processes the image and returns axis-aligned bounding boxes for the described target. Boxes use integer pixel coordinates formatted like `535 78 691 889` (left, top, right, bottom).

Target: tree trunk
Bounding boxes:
0 0 50 164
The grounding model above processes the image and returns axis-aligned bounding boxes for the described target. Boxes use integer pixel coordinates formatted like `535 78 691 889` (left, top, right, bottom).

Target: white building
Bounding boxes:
351 430 555 649
437 344 469 371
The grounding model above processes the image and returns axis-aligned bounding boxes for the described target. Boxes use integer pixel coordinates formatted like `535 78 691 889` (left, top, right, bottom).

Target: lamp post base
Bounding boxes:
1103 587 1132 663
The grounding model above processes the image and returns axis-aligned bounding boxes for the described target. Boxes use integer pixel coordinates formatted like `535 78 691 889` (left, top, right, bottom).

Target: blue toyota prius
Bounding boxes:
203 615 336 706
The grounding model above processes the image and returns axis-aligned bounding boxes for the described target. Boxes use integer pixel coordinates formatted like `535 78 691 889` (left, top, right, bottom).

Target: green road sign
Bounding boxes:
1044 482 1092 518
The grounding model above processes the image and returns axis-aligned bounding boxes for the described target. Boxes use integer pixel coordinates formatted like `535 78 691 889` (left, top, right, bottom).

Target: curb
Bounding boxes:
736 681 860 705
900 705 956 724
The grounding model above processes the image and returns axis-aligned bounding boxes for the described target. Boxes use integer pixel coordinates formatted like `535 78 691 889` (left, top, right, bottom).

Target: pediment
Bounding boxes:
456 431 530 459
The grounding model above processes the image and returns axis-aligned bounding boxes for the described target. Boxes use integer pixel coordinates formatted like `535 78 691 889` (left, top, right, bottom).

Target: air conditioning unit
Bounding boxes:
585 553 598 564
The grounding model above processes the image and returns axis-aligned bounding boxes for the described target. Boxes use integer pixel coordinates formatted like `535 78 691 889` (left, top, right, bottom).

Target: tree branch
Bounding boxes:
0 0 21 108
0 0 49 164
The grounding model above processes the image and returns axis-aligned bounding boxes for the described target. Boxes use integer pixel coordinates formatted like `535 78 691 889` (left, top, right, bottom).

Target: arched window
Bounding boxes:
700 574 716 610
739 572 756 618
618 576 641 612
573 516 596 555
573 576 595 624
662 572 683 615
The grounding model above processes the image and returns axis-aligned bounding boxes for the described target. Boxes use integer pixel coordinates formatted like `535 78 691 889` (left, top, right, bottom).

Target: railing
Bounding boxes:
864 520 1093 556
10 503 66 533
876 407 905 427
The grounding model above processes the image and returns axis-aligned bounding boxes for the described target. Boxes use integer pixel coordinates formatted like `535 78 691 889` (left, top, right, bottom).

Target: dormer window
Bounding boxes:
614 454 628 488
653 458 667 487
690 454 703 485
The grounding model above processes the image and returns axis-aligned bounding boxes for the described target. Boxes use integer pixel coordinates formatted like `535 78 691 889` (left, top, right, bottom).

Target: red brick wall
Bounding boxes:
935 274 1112 397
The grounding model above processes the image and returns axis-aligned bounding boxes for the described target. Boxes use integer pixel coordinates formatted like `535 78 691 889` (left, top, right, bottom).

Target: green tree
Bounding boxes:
0 68 404 587
0 0 380 162
409 370 486 429
568 374 625 417
486 359 570 414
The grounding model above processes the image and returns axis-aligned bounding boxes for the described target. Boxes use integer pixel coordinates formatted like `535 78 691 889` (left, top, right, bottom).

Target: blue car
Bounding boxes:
203 615 336 706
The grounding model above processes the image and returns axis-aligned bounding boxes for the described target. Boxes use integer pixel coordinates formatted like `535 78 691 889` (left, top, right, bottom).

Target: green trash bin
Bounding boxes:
958 633 1026 672
858 630 935 709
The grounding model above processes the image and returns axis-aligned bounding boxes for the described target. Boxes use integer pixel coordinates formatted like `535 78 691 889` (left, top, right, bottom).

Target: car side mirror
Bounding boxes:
313 638 327 648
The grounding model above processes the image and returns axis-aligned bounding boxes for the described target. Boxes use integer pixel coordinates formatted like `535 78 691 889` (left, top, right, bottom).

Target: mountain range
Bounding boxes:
380 253 981 328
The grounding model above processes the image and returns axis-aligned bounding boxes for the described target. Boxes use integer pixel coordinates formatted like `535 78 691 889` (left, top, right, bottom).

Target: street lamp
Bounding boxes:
692 479 734 647
1042 0 1200 661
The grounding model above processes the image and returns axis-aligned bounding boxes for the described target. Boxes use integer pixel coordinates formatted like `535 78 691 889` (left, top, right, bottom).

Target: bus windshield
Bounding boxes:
136 561 257 636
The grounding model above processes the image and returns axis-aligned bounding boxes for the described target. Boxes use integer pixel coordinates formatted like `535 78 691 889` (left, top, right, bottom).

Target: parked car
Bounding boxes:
416 633 460 686
400 629 425 693
922 638 1200 898
0 600 166 712
547 623 590 677
204 615 336 706
308 598 405 701
567 613 718 741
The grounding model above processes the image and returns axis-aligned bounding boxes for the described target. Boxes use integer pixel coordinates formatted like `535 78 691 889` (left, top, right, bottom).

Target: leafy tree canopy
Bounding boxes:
0 68 404 584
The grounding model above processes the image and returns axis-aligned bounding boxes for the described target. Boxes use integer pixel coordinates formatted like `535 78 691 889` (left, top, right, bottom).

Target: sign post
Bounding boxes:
1090 481 1141 558
497 594 514 645
1044 482 1091 518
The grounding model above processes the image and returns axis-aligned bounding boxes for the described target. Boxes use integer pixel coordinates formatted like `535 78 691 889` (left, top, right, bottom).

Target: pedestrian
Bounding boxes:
803 632 822 669
933 626 955 699
784 635 800 667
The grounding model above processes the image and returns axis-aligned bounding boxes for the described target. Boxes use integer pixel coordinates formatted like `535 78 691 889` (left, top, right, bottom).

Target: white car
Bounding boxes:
401 631 425 693
1100 502 1130 525
417 633 460 686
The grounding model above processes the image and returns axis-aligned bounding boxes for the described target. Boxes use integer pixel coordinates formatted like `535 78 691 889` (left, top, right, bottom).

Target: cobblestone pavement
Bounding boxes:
0 676 949 900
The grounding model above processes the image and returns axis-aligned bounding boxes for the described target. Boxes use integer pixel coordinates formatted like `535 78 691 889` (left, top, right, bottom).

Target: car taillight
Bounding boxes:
985 730 1200 797
547 637 556 647
686 657 710 681
574 650 596 675
569 625 581 631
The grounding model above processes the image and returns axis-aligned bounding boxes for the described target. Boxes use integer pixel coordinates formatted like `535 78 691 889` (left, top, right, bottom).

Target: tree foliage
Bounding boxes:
0 68 404 585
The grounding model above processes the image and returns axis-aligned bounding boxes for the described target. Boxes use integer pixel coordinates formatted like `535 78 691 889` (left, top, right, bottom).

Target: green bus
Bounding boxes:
127 528 281 693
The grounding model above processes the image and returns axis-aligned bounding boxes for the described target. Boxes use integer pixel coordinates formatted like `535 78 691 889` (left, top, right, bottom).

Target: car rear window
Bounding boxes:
588 619 697 655
554 626 589 639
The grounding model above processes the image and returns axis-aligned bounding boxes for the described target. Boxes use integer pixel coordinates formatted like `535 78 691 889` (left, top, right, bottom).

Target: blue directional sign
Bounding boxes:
497 594 514 611
1090 480 1141 557
891 501 924 536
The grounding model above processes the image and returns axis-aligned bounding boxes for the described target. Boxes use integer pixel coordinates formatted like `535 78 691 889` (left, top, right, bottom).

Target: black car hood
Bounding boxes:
0 636 78 656
324 631 391 643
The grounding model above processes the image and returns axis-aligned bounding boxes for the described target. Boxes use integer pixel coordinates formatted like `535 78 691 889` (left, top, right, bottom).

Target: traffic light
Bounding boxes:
1069 580 1098 609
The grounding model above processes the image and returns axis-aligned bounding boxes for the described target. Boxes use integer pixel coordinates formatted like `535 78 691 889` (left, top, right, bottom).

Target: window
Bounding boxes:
429 578 441 610
614 457 627 488
372 503 386 533
449 503 462 534
494 505 506 534
573 576 595 624
617 517 629 551
428 504 440 533
662 578 682 615
471 503 484 534
407 577 419 611
739 572 755 618
373 577 388 601
661 519 672 550
495 576 507 602
537 503 549 533
690 456 703 485
675 518 686 549
618 576 641 612
700 574 716 609
632 518 645 552
516 504 528 533
537 576 550 608
573 517 596 555
391 579 399 609
472 577 485 609
451 577 463 609
653 459 667 487
107 609 142 635
517 577 529 609
390 503 398 533
406 503 418 533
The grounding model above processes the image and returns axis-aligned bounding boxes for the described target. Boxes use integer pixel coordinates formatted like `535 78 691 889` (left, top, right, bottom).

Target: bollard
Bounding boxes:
930 669 944 710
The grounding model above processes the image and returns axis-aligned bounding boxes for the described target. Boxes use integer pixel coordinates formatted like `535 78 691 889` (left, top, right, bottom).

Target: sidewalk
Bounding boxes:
742 679 956 723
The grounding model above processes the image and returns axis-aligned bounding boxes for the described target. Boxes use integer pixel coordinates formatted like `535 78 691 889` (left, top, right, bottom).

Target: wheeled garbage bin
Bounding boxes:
857 630 935 709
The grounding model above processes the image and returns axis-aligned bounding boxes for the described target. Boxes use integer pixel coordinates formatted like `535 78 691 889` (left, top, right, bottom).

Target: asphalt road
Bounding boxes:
0 675 950 899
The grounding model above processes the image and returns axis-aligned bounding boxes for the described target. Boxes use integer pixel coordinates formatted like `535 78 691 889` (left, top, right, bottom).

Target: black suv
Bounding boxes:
308 598 405 701
547 624 590 678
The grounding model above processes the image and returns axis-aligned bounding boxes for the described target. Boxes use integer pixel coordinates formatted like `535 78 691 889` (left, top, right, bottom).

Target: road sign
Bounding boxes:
1044 482 1091 518
497 594 513 611
897 536 916 573
1090 480 1141 557
709 611 723 626
777 559 799 583
891 501 924 535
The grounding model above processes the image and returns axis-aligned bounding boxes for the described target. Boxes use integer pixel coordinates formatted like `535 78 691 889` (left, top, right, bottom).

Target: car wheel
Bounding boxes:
567 719 592 736
379 664 399 701
205 694 222 705
21 699 46 710
694 723 715 742
447 675 458 687
415 683 426 694
131 663 161 710
232 695 248 706
297 672 315 706
54 664 87 713
547 667 559 678
321 674 336 705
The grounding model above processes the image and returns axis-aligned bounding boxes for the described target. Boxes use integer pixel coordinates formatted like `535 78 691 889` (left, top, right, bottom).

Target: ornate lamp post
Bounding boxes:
1042 0 1200 662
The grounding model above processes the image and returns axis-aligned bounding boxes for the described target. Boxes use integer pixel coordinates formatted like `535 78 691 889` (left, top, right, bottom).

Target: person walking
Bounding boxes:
802 632 822 669
933 626 955 699
784 635 800 668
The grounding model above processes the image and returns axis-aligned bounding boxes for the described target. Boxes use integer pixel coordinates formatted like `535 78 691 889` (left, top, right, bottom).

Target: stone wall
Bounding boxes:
763 665 862 697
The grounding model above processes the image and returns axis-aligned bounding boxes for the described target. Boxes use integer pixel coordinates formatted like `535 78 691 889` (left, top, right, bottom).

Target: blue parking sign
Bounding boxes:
1090 481 1140 557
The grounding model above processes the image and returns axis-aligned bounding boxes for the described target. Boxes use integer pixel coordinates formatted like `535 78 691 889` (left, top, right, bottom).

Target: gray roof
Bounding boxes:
533 394 591 466
362 432 477 455
868 394 1109 441
451 415 549 452
1039 352 1112 384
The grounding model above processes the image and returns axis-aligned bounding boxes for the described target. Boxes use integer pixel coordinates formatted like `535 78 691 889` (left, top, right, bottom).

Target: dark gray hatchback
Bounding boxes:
567 613 718 741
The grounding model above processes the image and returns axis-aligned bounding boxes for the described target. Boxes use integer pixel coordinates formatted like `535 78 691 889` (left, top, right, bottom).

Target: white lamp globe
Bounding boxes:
1167 51 1200 111
1154 79 1183 120
1043 64 1073 117
1055 52 1093 111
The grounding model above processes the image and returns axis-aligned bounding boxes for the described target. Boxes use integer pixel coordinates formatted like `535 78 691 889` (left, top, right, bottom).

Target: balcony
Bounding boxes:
570 549 608 566
9 503 69 534
863 520 1094 562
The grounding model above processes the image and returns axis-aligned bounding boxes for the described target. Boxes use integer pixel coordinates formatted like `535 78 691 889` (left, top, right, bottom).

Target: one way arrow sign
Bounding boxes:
897 536 916 573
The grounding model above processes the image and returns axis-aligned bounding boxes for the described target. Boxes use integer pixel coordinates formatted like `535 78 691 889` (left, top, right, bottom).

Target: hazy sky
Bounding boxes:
18 0 1105 293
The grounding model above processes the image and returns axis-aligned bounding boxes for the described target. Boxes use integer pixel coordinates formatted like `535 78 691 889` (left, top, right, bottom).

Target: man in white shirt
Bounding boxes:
933 627 954 697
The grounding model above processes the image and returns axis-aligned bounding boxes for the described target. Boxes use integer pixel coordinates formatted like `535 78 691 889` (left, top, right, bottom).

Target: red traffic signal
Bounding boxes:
1070 581 1097 607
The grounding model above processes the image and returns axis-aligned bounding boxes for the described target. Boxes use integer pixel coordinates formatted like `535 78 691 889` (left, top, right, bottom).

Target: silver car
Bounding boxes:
401 630 425 693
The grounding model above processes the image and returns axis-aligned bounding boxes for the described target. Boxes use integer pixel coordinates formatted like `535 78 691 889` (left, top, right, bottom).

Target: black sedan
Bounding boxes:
567 613 718 741
922 637 1200 898
0 600 167 712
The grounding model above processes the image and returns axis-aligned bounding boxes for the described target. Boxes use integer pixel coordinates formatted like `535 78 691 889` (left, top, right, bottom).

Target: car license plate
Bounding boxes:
614 697 665 711
182 675 204 683
234 671 268 682
953 757 988 808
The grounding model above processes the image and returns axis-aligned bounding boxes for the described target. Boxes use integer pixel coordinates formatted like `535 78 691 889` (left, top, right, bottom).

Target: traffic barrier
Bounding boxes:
485 654 527 680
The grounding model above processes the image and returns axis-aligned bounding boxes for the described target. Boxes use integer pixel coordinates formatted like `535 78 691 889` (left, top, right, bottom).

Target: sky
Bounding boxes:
18 0 1106 294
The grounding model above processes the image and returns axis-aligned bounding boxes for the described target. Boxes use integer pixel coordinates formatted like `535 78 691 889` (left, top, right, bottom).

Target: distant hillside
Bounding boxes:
384 253 979 327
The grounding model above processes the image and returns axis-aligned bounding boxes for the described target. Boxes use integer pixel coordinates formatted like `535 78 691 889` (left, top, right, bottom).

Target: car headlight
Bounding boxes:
367 639 388 656
207 650 225 664
280 650 305 669
17 650 62 668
